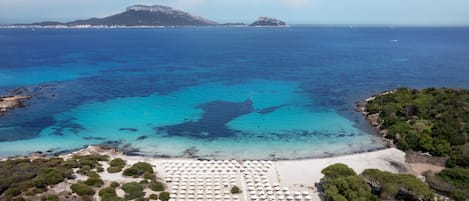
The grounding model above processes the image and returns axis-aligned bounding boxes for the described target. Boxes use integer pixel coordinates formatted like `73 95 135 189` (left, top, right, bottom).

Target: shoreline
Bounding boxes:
2 145 408 201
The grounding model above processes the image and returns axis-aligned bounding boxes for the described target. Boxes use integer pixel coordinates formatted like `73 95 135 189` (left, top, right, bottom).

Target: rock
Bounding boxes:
249 17 286 27
0 95 32 115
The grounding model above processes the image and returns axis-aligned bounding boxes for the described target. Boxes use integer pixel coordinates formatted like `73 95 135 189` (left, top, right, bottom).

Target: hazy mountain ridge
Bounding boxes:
6 5 287 27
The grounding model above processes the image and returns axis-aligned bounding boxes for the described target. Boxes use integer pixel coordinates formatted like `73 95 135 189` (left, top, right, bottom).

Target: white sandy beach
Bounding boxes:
66 146 406 201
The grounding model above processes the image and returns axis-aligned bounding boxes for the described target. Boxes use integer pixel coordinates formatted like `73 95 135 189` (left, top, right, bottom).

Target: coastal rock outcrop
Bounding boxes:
0 95 32 115
249 17 286 27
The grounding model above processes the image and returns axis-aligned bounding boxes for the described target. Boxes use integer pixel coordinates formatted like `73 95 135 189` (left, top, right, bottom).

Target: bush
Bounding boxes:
150 181 165 191
70 183 95 196
47 194 59 201
99 187 123 201
107 166 122 173
122 162 153 177
230 186 240 194
159 191 170 201
96 167 104 172
323 175 377 201
84 176 104 187
437 167 469 189
110 181 120 188
321 163 356 180
122 182 145 200
144 172 156 181
362 169 434 200
109 158 126 168
149 194 159 200
4 187 22 199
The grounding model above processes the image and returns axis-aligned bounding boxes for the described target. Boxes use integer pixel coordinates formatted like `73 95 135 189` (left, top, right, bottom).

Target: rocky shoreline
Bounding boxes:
355 90 395 146
0 93 32 115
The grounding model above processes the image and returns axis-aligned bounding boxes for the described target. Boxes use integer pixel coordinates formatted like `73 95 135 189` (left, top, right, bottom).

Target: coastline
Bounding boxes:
2 145 407 201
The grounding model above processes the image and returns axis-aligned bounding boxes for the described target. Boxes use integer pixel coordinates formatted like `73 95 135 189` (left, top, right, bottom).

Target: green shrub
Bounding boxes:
150 181 165 191
149 194 159 200
107 166 122 173
109 158 126 168
110 181 120 188
47 194 59 201
321 163 356 180
144 172 156 181
323 175 377 201
84 176 104 187
122 162 153 177
96 167 104 172
70 183 95 196
4 187 22 199
87 171 99 178
451 190 468 201
362 169 434 200
159 191 170 201
230 186 240 194
99 187 123 201
122 182 145 200
437 167 469 189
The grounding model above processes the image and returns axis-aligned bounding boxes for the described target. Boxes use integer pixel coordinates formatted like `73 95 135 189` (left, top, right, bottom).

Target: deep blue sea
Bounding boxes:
0 27 468 159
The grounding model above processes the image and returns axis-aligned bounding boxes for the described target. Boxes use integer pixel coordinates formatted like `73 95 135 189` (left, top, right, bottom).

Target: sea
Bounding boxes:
0 26 468 159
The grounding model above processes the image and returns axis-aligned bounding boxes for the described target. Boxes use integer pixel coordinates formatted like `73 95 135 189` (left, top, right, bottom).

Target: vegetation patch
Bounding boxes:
99 186 123 201
123 162 153 177
150 181 165 192
107 158 126 173
122 182 145 200
230 186 241 194
70 182 95 196
364 88 469 200
159 191 170 201
319 163 434 201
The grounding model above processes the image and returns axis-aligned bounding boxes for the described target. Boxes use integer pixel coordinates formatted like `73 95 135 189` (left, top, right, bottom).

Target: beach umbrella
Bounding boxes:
305 196 312 200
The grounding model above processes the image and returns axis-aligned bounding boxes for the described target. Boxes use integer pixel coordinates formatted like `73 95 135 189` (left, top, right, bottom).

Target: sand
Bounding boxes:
105 147 406 201
271 148 407 200
54 146 408 201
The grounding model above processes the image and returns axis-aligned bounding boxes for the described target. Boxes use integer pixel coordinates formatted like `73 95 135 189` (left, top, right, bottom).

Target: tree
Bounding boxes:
321 163 356 180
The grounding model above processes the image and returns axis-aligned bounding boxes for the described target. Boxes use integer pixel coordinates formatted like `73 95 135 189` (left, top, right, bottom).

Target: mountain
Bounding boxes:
16 5 218 27
249 17 286 27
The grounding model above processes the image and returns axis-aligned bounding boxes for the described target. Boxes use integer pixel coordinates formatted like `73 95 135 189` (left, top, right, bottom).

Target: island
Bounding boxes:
7 5 218 28
249 17 286 27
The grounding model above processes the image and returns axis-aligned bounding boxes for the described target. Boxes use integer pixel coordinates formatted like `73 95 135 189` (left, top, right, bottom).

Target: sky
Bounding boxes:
0 0 468 25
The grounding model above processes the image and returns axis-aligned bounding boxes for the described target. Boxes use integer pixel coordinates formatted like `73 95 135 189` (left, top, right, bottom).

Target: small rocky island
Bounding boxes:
249 17 286 27
0 95 31 115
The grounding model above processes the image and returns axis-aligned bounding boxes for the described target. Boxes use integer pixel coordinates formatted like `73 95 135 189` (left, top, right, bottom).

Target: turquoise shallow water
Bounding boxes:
0 80 383 159
0 27 468 159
